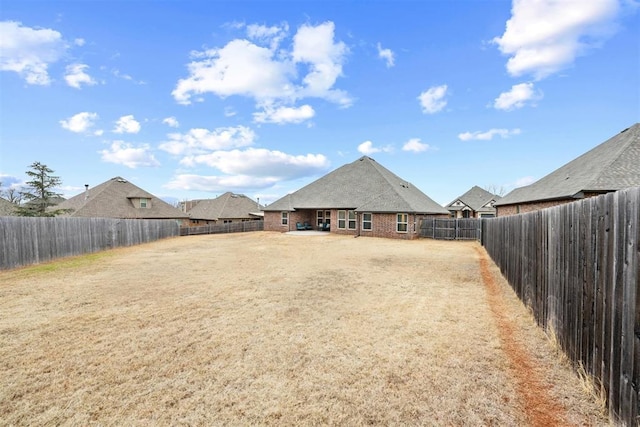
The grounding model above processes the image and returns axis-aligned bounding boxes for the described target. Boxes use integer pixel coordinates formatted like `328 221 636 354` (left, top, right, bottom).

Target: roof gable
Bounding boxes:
188 192 263 220
446 186 500 211
0 197 18 216
497 123 640 206
265 156 448 214
55 177 188 219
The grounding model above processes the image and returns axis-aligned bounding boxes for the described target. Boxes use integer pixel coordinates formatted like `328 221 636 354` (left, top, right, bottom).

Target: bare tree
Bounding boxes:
483 184 506 197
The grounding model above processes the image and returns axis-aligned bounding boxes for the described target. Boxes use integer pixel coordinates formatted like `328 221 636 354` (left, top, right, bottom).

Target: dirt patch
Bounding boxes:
0 232 608 425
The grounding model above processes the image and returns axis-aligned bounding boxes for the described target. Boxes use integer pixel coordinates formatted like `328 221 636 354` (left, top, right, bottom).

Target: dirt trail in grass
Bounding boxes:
475 246 569 427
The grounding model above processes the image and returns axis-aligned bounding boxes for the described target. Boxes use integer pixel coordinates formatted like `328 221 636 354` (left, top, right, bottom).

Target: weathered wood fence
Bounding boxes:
180 220 264 236
482 187 639 426
0 216 179 270
419 218 480 240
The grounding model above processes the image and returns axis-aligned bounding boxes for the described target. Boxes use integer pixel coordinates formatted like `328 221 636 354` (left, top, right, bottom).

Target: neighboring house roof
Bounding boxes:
55 177 188 219
446 186 501 213
186 192 264 220
264 156 449 214
0 197 18 216
496 123 640 206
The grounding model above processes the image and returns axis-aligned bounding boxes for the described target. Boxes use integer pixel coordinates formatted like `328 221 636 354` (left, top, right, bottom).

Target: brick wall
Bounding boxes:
265 210 448 240
497 199 571 216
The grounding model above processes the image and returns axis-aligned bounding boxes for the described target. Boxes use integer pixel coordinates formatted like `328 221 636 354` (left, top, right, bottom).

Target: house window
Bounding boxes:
140 198 149 208
224 220 232 224
281 212 288 225
338 210 346 229
362 213 372 231
348 210 356 230
397 213 408 233
462 210 471 218
317 210 324 227
325 211 331 225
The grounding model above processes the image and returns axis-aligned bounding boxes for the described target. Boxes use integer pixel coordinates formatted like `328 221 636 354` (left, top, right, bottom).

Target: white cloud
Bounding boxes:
292 22 351 106
64 63 96 88
165 174 280 192
113 115 141 134
179 148 330 180
60 112 99 133
99 141 160 168
74 38 85 46
402 138 430 152
357 140 393 155
493 0 620 79
418 84 448 114
253 104 315 124
172 21 351 108
0 21 67 85
172 39 294 104
159 125 255 156
377 42 395 67
246 23 289 50
162 116 180 128
494 82 542 110
458 128 522 141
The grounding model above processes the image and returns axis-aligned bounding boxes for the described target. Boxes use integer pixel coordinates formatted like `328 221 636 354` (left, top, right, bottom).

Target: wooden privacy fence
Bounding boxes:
180 220 264 236
0 216 180 270
419 218 481 240
482 187 639 426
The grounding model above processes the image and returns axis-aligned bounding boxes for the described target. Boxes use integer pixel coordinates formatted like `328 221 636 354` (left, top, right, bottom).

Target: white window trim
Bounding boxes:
281 212 288 226
397 213 408 233
362 213 372 231
337 210 346 229
347 210 357 230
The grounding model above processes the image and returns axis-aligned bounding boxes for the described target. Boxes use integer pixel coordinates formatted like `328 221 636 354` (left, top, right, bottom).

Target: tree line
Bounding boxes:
1 161 68 217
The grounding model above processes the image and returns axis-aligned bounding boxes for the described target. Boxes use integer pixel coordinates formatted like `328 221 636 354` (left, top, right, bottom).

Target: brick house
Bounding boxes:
446 186 500 218
181 192 263 226
263 156 449 239
495 123 640 216
54 177 189 225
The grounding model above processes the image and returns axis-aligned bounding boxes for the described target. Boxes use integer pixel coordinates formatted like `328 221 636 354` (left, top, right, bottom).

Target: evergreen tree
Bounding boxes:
15 162 64 217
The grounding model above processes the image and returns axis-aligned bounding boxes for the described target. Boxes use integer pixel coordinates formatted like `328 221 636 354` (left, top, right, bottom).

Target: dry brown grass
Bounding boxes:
0 232 609 425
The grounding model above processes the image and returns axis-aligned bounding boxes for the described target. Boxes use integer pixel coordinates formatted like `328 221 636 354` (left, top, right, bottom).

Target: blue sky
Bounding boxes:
1 0 638 207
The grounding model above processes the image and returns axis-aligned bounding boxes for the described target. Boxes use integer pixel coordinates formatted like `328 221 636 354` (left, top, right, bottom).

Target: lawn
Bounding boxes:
0 232 607 425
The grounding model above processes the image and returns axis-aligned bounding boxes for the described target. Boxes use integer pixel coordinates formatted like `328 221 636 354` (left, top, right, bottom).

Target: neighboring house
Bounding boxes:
182 192 264 226
495 123 640 216
0 197 18 216
54 177 189 225
446 186 500 218
263 156 449 239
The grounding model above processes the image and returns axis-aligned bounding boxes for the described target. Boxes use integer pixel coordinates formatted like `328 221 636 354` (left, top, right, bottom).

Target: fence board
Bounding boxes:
0 216 179 270
482 187 640 426
180 220 264 236
419 218 480 240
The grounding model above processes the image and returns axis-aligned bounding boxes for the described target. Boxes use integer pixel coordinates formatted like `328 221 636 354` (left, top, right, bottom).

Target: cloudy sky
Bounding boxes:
1 0 638 206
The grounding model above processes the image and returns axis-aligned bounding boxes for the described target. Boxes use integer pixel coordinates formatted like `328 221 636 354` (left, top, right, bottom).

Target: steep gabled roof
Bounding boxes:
264 156 448 214
446 186 501 212
496 123 640 206
55 177 188 219
0 197 18 216
187 192 263 220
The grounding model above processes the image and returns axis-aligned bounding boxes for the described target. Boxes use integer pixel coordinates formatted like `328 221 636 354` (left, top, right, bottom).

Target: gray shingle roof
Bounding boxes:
0 197 18 216
496 123 640 206
446 186 501 212
55 177 188 219
264 156 449 214
187 192 264 220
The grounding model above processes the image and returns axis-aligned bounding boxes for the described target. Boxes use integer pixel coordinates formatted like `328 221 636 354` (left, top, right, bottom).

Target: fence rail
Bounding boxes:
482 187 639 426
419 218 481 240
180 220 264 236
0 216 179 270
